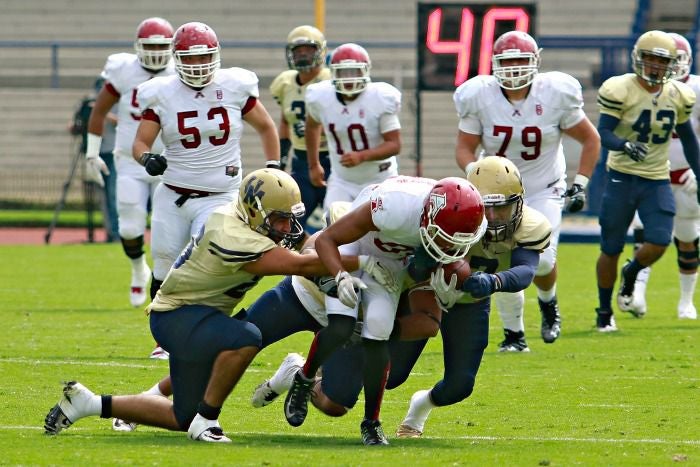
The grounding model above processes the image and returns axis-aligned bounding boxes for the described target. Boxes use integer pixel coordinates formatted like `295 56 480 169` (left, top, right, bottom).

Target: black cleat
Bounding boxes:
539 298 562 343
595 308 618 332
498 329 530 352
361 419 389 445
283 370 315 427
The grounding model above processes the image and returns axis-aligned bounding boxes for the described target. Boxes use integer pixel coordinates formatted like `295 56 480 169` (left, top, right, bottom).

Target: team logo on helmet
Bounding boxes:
427 193 447 220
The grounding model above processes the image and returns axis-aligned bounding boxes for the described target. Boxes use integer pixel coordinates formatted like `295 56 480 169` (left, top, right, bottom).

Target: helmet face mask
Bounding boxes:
286 25 327 72
330 43 371 96
668 32 692 81
467 157 525 243
172 22 221 88
134 17 174 72
631 30 677 86
237 169 305 247
492 31 541 90
419 177 487 263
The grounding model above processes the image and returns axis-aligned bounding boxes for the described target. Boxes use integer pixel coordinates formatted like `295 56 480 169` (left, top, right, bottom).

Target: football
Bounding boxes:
440 259 471 289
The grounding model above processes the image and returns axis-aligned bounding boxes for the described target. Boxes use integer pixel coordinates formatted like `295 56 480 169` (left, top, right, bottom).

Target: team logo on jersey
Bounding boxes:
194 91 205 99
341 108 349 115
428 193 447 219
512 109 521 117
536 104 542 115
370 195 383 212
359 109 365 118
216 89 223 100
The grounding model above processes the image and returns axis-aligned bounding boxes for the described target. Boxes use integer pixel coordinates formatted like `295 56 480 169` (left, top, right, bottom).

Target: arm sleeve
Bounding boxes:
493 247 539 292
597 113 627 151
676 120 700 178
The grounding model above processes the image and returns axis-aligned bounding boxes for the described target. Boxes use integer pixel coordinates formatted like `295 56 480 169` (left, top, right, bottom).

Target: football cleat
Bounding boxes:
149 346 169 360
283 370 315 427
44 381 97 435
678 301 698 320
617 261 643 317
595 308 618 332
130 263 151 307
396 423 423 438
251 353 304 408
360 419 389 446
187 413 231 443
539 298 562 343
498 329 530 352
112 418 138 432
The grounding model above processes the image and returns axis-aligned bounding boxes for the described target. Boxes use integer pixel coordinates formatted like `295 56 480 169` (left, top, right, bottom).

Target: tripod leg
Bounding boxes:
45 143 82 244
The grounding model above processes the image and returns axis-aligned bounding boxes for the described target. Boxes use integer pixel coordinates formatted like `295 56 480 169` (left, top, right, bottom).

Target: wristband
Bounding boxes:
464 161 476 177
573 173 589 189
266 160 281 169
86 133 102 159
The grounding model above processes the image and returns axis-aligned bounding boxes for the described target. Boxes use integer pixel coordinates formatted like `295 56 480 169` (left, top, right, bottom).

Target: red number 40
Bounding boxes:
426 7 531 86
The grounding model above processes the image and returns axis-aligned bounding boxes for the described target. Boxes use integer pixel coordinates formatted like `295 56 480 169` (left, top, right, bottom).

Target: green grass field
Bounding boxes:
1 242 699 465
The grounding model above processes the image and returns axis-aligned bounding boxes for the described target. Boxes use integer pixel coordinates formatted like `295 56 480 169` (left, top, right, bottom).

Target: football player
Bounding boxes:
283 175 487 445
396 156 552 437
453 30 601 348
305 43 402 209
43 169 395 443
85 17 174 313
617 32 700 321
595 30 700 331
271 25 332 229
132 22 281 309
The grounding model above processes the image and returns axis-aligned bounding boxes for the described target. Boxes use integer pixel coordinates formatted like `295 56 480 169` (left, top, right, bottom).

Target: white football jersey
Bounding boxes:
306 80 401 185
669 74 700 171
101 53 174 159
454 72 586 195
350 175 435 261
136 67 259 192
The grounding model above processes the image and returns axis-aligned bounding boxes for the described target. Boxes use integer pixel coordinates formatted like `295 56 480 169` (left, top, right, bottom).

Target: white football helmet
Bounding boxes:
330 43 371 96
134 17 174 72
172 22 221 88
668 32 692 81
492 31 541 90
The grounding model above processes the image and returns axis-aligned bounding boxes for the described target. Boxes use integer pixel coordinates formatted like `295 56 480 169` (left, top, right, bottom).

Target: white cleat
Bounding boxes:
112 418 138 432
678 302 698 320
187 413 231 443
149 346 169 360
396 423 423 438
44 381 96 435
130 263 151 307
630 292 647 317
252 353 304 408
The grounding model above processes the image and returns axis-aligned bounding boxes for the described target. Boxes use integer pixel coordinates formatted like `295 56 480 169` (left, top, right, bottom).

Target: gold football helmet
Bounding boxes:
286 25 327 72
631 30 677 85
467 157 524 242
237 169 305 246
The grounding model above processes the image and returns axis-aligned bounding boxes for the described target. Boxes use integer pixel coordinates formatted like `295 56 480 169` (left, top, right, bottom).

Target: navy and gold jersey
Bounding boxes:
270 68 331 151
456 206 551 304
148 202 276 314
597 73 695 179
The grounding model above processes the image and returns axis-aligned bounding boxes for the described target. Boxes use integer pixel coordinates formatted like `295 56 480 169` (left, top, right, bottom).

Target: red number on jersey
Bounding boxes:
493 125 541 160
177 107 230 149
328 122 369 154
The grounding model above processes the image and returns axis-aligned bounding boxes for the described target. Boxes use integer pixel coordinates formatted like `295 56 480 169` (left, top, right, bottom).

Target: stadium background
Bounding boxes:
0 0 695 209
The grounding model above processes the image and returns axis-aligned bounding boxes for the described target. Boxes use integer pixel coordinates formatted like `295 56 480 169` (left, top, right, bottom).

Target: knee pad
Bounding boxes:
536 247 556 276
150 276 163 300
675 237 699 272
121 235 145 259
323 315 357 343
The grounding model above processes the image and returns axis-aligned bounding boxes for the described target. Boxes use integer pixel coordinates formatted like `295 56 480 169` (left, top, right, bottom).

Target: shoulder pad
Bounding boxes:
513 206 552 252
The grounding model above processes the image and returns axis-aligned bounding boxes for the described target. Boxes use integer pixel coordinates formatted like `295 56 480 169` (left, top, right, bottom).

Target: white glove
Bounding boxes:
335 271 367 309
85 156 109 187
429 267 464 310
679 169 697 194
358 255 400 294
84 133 109 187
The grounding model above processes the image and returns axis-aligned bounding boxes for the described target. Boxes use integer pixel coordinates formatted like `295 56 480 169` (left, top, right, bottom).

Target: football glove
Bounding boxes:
85 156 109 187
140 152 167 176
564 183 586 213
462 271 501 299
407 246 438 282
679 169 698 195
358 255 399 294
335 271 367 309
279 138 292 171
622 141 648 162
430 267 464 311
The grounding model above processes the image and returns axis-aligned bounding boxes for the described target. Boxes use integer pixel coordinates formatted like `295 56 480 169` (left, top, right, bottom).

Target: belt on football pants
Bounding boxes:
165 184 224 207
